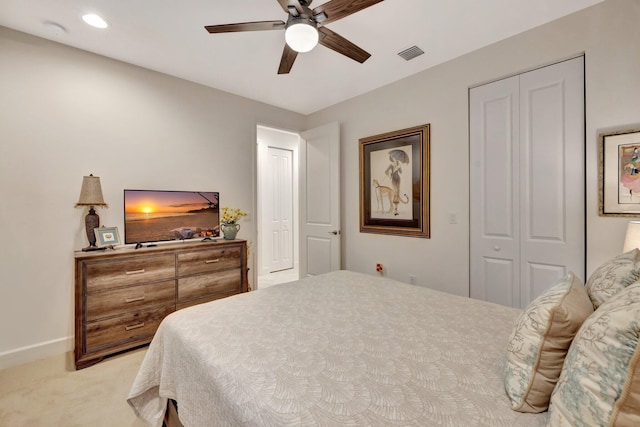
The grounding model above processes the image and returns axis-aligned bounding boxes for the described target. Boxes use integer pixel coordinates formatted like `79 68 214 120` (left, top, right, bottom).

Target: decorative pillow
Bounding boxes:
548 282 640 426
585 249 640 310
503 272 593 413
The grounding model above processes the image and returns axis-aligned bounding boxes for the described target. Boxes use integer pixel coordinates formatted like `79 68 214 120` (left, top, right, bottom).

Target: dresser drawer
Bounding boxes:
85 306 174 353
177 291 240 311
86 280 176 322
178 269 241 303
177 247 241 276
86 254 175 292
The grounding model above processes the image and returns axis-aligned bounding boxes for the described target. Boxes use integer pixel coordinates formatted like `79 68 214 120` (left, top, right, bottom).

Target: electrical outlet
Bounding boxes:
409 275 416 285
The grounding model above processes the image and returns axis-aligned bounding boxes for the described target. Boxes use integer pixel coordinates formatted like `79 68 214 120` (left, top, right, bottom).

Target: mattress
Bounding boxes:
128 270 546 426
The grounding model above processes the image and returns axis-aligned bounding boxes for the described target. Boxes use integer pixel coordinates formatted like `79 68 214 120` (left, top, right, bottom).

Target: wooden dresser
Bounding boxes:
74 239 248 369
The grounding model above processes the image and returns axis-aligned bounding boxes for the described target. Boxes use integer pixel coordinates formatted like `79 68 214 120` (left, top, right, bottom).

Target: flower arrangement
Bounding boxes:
220 207 247 224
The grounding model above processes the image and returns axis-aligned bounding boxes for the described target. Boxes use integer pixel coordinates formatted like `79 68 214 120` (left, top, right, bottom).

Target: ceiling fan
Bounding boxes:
204 0 384 74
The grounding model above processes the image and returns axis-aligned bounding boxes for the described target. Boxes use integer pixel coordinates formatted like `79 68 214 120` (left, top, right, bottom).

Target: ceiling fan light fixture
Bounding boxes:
285 19 318 53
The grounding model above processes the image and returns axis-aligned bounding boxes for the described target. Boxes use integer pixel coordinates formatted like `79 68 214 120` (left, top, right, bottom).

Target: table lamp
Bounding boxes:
622 221 640 253
75 174 108 251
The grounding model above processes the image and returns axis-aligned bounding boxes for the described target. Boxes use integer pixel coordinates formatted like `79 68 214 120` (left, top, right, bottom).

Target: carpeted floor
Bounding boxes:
0 348 148 427
0 273 300 427
0 273 299 427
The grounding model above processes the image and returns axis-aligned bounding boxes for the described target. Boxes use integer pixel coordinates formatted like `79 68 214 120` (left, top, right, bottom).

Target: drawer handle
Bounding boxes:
125 296 145 303
125 322 145 331
125 269 146 275
205 259 220 264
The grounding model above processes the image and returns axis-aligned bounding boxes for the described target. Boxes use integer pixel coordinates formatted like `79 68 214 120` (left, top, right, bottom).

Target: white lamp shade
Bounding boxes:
285 22 319 53
623 221 640 252
75 175 107 207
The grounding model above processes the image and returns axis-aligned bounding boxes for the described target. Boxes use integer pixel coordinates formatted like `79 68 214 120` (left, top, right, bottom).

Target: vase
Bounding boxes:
221 222 240 240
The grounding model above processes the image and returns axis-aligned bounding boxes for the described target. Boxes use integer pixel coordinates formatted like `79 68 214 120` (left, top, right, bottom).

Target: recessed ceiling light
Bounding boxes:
82 13 108 29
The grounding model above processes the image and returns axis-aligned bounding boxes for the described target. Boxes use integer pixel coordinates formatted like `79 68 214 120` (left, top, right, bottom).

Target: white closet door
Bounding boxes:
518 57 585 307
470 57 585 309
266 146 293 272
470 76 521 308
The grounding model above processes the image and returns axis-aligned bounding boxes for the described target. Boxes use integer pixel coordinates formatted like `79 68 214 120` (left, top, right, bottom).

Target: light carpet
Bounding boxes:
0 348 147 427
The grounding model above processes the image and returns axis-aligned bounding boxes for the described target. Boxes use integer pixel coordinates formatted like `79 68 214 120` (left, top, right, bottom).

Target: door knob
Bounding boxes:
329 230 341 235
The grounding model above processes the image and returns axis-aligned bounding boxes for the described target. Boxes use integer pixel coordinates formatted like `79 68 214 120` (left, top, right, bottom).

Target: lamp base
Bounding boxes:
85 207 100 248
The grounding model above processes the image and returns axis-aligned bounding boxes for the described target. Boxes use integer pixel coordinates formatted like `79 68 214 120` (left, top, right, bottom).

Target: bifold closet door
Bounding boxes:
470 57 585 309
470 75 521 308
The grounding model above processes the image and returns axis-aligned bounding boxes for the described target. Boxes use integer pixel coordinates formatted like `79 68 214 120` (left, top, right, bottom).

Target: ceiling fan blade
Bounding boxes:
278 44 299 74
205 21 285 33
312 0 383 25
318 27 370 63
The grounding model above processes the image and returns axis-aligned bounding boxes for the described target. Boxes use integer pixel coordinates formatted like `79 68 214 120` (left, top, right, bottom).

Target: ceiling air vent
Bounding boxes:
398 45 425 61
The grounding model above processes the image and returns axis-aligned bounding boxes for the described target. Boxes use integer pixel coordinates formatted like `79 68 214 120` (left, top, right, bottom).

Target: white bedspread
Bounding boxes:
128 270 546 426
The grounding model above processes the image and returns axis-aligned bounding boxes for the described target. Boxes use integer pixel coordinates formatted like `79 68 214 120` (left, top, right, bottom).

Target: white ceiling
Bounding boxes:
1 0 604 115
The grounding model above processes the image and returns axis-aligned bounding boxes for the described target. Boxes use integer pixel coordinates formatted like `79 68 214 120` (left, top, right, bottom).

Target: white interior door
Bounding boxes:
470 76 521 308
518 58 585 306
299 122 341 277
266 147 293 272
470 57 585 309
257 126 299 280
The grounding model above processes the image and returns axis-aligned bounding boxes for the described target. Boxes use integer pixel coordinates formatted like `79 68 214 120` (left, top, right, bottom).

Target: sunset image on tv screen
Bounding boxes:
124 190 220 244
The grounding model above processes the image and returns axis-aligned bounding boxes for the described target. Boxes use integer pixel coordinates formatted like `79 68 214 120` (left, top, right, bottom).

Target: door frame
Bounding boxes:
256 125 300 281
265 145 295 273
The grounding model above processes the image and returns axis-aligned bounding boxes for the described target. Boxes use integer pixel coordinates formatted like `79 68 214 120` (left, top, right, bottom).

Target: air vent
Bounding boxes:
398 46 425 61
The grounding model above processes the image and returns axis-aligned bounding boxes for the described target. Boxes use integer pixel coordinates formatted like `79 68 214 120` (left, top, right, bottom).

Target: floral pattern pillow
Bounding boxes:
548 282 640 426
504 272 593 413
585 249 640 309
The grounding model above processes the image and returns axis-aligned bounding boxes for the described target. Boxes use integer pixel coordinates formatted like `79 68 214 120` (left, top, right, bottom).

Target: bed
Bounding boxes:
128 270 549 426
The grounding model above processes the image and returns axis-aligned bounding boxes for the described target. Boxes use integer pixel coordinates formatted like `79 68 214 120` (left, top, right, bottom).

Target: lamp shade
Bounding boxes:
75 174 107 207
623 221 640 252
285 20 318 53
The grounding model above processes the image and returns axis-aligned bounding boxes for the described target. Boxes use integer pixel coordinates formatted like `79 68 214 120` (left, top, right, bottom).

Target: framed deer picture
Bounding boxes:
359 124 430 238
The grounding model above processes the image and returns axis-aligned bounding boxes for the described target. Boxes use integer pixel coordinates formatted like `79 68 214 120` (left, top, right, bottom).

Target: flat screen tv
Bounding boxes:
124 190 220 244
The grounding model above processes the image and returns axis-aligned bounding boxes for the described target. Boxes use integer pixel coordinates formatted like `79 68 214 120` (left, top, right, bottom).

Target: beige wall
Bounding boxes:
0 27 305 367
307 0 640 295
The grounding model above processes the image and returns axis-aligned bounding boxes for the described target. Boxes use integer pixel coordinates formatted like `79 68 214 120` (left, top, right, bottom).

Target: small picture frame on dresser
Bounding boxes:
95 226 121 247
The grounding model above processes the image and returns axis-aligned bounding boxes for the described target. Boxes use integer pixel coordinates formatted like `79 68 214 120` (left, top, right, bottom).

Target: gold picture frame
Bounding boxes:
359 124 430 238
599 128 640 216
95 226 121 247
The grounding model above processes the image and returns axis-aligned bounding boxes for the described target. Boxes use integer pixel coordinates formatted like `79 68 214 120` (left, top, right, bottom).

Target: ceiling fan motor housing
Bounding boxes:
286 14 317 28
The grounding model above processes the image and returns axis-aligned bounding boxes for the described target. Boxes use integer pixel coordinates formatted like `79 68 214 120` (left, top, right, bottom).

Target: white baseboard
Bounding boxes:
0 336 73 370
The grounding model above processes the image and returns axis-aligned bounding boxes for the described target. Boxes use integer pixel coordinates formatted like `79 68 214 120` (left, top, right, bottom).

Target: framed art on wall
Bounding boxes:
95 226 121 247
599 128 640 216
359 124 430 238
